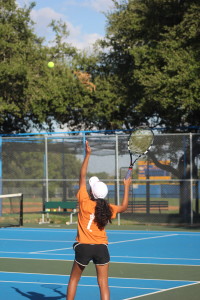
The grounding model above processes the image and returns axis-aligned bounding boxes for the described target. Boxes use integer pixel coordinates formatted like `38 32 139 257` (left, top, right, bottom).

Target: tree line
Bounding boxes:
0 0 199 134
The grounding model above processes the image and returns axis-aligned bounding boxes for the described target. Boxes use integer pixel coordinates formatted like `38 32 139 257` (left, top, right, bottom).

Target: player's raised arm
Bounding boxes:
117 177 132 213
79 141 91 188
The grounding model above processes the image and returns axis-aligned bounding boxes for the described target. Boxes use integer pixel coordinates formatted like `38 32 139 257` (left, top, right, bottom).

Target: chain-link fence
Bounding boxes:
0 132 200 225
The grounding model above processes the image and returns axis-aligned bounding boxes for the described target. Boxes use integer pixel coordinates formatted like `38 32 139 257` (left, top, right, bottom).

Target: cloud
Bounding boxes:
17 3 67 39
17 1 106 50
64 0 114 13
31 7 81 41
85 0 114 13
17 0 30 6
30 7 65 38
30 7 102 50
68 32 103 51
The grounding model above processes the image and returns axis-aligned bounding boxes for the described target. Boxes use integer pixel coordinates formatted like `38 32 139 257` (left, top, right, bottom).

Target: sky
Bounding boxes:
17 0 114 50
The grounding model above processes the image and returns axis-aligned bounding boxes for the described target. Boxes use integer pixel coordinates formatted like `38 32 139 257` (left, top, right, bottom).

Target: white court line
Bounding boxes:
107 230 200 237
0 256 73 261
0 251 73 255
0 280 67 286
2 228 200 235
3 255 198 266
0 229 76 233
0 271 68 276
26 234 177 254
0 280 161 291
111 255 200 261
1 271 199 283
0 229 200 237
110 286 160 291
1 251 200 266
109 234 178 244
30 253 72 256
30 247 72 254
0 251 73 256
0 238 74 243
112 261 200 267
0 251 32 255
122 281 200 300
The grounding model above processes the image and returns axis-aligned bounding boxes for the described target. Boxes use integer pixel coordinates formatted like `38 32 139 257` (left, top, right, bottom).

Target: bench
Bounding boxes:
128 200 168 213
40 201 78 225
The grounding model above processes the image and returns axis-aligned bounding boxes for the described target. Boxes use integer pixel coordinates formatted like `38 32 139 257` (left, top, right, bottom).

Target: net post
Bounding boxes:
0 193 24 227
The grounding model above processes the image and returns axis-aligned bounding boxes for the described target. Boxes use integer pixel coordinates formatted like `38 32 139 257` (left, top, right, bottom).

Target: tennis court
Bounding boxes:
0 227 200 300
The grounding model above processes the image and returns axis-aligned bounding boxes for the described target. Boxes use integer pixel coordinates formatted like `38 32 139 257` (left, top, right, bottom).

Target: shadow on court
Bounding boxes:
12 287 65 300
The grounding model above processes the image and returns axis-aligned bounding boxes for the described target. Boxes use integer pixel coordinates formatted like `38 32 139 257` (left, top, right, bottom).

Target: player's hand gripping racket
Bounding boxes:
125 127 154 179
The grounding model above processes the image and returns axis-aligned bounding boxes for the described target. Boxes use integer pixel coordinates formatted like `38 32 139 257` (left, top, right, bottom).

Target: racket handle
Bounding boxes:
125 168 133 179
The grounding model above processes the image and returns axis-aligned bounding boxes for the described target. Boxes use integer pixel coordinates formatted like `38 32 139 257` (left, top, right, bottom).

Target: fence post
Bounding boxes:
45 135 49 204
146 158 150 214
62 138 67 202
115 134 120 226
82 132 86 157
190 133 193 225
0 137 2 216
40 135 49 224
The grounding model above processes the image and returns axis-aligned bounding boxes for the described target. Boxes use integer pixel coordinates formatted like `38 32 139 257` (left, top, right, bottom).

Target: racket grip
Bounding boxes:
125 168 133 179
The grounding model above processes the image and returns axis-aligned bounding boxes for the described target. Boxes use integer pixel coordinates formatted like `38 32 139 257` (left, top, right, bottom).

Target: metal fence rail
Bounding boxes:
0 132 199 225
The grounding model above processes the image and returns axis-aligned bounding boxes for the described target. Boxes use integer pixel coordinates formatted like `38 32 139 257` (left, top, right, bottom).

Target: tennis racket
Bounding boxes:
125 127 154 179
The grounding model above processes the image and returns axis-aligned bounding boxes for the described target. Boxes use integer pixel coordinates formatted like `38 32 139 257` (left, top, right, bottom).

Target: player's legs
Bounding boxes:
95 263 110 300
66 261 85 300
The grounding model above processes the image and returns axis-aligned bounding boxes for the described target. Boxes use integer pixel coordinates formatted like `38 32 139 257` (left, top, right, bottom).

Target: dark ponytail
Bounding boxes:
94 199 113 230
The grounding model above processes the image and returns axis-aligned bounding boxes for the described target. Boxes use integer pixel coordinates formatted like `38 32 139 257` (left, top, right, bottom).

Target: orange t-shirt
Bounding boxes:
76 185 119 244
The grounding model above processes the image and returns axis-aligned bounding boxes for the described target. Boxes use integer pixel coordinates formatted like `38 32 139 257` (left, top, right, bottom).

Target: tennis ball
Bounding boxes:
48 61 54 68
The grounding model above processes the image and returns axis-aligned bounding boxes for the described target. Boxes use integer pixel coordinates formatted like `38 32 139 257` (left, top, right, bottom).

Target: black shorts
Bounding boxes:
73 243 110 267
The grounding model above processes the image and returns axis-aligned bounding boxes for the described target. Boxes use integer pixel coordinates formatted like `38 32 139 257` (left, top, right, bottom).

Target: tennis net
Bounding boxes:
0 193 23 227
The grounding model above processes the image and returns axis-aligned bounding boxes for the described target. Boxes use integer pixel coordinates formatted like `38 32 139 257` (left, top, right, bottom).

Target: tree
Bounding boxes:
0 0 95 133
2 139 82 198
147 134 200 222
98 0 200 222
0 0 46 133
131 0 200 130
1 0 200 134
99 0 200 130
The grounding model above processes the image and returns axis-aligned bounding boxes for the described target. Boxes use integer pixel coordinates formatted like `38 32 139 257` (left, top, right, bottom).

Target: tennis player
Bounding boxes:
66 141 132 300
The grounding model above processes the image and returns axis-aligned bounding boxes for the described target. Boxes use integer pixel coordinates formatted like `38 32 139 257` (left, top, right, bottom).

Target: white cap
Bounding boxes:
89 176 108 199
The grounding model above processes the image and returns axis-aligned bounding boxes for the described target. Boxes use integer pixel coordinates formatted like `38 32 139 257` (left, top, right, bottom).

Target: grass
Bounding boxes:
18 213 200 232
1 195 199 228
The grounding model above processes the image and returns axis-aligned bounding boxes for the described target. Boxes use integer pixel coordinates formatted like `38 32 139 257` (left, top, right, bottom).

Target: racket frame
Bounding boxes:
125 127 154 179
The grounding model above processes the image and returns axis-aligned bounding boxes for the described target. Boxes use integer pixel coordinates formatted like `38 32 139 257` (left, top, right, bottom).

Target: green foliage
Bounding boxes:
132 1 200 129
99 0 200 131
1 0 200 134
0 0 44 132
2 141 82 195
0 1 95 133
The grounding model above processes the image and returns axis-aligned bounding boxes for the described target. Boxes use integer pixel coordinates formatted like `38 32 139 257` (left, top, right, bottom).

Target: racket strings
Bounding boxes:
128 130 153 154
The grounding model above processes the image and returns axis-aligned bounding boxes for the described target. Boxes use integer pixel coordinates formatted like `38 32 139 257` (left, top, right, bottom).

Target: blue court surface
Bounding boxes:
0 271 198 300
0 227 200 299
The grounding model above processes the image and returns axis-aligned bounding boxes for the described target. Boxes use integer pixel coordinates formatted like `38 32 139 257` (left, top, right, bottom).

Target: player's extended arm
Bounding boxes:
79 141 91 188
117 177 132 213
